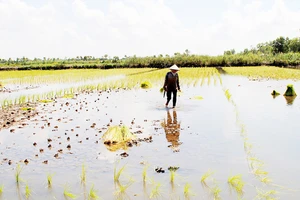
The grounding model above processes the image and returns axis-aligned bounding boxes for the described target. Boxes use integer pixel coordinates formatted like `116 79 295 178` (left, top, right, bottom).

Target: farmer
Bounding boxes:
164 110 181 149
163 64 181 108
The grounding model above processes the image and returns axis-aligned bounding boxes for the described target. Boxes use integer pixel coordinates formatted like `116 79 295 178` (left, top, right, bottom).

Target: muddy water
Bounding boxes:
0 75 300 199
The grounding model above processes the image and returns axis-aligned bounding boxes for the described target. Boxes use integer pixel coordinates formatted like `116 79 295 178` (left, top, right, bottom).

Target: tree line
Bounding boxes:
1 36 300 70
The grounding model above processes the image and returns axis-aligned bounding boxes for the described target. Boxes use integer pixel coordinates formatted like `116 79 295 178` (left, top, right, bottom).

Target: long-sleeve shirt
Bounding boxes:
163 72 180 91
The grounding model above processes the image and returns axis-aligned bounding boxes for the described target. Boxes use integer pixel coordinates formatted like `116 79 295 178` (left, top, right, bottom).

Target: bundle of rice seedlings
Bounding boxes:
102 126 136 151
284 84 297 96
141 81 152 89
102 126 136 144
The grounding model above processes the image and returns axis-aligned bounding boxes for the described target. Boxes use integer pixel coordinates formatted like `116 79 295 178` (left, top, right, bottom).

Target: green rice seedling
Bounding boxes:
114 178 134 196
88 184 100 200
183 183 194 199
64 184 77 199
142 165 149 182
114 161 126 182
81 164 86 184
39 99 53 103
201 169 214 184
253 168 268 177
0 184 3 194
170 170 176 183
260 177 272 184
255 188 277 200
211 185 221 200
228 174 244 196
47 173 54 187
149 182 162 199
224 89 232 101
25 183 31 199
15 164 23 184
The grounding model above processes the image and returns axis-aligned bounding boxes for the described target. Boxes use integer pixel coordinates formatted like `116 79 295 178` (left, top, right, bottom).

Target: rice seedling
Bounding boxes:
0 184 3 194
88 184 100 200
114 178 134 197
47 173 54 187
64 184 77 199
142 164 149 182
149 181 162 199
81 164 86 184
211 185 221 200
224 89 232 101
15 164 23 184
260 176 272 184
201 169 214 184
25 183 31 199
170 170 176 183
227 174 244 196
253 168 268 177
255 188 277 200
183 183 194 199
114 161 126 182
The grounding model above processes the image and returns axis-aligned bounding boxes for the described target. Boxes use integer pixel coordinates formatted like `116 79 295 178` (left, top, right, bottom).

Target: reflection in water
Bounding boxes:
162 109 181 151
284 96 296 105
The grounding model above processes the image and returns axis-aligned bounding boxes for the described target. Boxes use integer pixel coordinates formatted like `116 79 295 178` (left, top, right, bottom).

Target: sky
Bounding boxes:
0 0 300 59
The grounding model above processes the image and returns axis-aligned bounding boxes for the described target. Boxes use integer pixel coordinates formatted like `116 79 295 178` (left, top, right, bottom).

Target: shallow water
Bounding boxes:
0 75 300 199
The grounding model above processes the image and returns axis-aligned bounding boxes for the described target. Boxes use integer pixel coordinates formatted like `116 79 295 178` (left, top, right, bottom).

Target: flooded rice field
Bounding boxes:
1 68 300 199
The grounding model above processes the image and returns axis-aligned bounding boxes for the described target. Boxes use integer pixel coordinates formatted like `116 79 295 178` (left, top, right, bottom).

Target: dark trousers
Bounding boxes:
166 89 177 107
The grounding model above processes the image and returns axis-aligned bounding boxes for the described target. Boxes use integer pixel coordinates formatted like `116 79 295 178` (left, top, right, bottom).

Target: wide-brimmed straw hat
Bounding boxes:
170 64 179 71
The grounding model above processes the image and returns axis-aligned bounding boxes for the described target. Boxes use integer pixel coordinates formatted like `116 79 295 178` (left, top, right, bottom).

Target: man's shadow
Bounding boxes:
162 109 182 151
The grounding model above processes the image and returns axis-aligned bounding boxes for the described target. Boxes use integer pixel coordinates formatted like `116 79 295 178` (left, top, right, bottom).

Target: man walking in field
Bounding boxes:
163 64 181 108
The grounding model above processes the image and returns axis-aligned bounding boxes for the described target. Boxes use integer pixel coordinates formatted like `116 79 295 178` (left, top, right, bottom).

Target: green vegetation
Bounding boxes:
102 126 136 148
114 161 126 182
211 185 222 200
64 184 77 199
81 164 86 184
88 184 100 200
25 183 31 199
255 189 278 200
284 84 297 96
140 81 152 89
183 183 194 199
0 184 3 194
271 90 280 96
228 174 244 196
47 173 54 187
149 181 162 199
15 164 23 184
201 169 214 184
0 36 299 70
142 165 149 182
